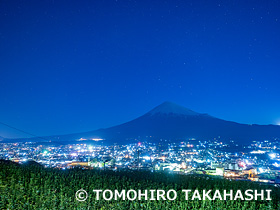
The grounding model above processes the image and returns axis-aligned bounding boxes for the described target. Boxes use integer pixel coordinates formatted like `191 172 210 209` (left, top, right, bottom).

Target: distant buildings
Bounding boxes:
1 138 280 184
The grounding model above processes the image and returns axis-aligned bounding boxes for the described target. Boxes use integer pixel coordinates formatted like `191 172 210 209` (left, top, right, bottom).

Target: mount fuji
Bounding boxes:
5 101 280 144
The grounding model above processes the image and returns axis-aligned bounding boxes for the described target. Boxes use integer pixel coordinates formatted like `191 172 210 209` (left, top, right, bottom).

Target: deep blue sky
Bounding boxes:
1 0 280 138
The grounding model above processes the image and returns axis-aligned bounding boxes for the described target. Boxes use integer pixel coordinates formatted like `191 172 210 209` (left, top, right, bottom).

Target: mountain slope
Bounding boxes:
89 102 280 143
5 102 280 144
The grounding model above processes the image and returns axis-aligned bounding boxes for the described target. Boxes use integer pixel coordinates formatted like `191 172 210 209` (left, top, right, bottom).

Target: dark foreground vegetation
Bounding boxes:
0 160 280 209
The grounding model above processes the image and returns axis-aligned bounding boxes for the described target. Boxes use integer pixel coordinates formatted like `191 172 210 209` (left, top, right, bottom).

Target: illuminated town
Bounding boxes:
1 139 280 185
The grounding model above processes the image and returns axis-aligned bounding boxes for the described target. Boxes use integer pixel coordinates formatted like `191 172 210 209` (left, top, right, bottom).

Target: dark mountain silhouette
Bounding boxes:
22 160 44 168
4 101 280 144
0 159 20 167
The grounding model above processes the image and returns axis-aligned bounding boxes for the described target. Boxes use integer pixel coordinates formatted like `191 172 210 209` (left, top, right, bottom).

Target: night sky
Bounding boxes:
1 0 280 138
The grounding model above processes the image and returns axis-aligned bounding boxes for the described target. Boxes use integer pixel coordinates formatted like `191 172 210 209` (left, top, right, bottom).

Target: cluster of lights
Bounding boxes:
269 153 277 159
